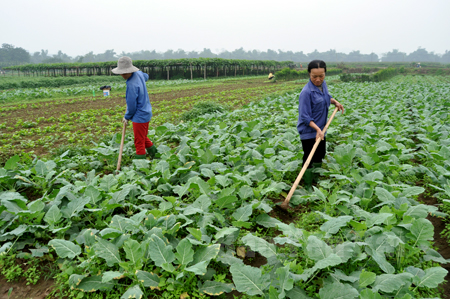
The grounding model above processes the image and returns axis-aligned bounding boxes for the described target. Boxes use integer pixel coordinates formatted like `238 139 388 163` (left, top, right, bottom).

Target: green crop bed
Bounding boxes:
1 76 450 298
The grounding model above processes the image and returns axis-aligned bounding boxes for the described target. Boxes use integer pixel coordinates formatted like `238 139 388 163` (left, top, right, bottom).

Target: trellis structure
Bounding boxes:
4 58 295 79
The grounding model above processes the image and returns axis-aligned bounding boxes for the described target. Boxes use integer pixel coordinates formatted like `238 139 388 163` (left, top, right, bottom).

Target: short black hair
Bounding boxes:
308 60 327 73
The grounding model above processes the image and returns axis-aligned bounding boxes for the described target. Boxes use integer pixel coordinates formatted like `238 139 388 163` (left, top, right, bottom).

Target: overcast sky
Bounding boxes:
1 0 449 57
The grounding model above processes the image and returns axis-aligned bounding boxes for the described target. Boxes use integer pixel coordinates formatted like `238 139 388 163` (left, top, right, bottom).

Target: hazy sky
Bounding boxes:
2 0 449 57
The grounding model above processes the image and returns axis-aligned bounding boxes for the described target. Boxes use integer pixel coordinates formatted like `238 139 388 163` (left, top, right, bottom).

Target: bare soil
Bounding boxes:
419 192 450 298
0 277 54 299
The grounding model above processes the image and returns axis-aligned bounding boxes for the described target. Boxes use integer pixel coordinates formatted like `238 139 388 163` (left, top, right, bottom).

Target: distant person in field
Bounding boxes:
297 60 344 189
268 72 275 80
112 56 157 159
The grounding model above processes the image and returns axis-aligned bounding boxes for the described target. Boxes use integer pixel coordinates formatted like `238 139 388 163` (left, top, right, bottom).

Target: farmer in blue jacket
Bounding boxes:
297 60 344 189
112 56 157 159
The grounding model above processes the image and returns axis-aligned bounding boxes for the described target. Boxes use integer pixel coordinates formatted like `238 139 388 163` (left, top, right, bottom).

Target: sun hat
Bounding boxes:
111 56 139 74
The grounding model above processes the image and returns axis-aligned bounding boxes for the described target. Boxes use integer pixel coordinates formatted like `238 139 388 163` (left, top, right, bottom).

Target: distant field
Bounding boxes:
0 77 305 159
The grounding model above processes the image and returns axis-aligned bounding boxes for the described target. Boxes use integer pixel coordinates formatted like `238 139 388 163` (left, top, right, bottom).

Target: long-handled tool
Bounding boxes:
116 122 127 171
279 107 339 210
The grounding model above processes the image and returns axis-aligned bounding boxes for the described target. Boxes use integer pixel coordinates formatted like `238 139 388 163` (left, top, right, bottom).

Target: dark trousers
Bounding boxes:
301 137 326 168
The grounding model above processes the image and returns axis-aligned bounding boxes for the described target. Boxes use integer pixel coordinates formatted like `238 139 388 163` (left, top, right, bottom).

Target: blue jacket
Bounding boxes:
297 80 332 140
124 71 152 123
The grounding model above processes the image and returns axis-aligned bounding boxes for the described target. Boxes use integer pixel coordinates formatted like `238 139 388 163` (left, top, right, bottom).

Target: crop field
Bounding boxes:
0 76 314 161
1 74 450 299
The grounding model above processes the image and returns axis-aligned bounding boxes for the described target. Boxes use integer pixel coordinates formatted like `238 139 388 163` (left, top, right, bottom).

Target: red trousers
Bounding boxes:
132 122 153 155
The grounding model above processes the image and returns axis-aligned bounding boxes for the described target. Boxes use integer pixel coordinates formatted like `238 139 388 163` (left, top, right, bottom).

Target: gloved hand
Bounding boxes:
122 117 129 125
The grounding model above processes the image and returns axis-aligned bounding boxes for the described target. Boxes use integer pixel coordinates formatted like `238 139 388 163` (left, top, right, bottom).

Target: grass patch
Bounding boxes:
180 101 229 121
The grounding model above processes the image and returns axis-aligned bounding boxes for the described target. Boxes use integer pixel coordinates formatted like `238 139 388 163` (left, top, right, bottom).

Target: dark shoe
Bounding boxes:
303 168 314 191
146 145 158 158
134 154 147 159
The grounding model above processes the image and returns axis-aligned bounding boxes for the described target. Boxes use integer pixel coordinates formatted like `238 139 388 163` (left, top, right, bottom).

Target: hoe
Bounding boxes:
279 107 339 210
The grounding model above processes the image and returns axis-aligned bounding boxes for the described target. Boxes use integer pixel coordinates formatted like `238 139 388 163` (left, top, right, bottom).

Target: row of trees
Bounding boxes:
2 43 450 67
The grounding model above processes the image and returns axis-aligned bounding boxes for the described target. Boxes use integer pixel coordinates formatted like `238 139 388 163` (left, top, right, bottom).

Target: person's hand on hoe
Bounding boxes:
122 117 129 126
331 98 344 114
316 128 324 141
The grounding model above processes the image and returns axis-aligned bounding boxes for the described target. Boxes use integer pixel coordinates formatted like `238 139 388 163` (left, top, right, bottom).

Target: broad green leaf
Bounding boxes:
319 215 353 236
84 186 101 204
214 227 239 240
69 274 86 289
192 244 221 264
101 271 124 283
295 254 343 282
231 221 252 228
0 242 13 254
136 270 160 289
99 174 118 191
110 215 138 233
403 204 429 219
366 213 393 228
306 236 333 261
286 286 312 299
48 239 81 259
241 233 277 259
232 204 253 222
333 242 355 262
255 213 281 228
175 238 194 266
200 281 235 296
400 186 424 198
61 196 91 218
93 238 122 267
230 264 270 296
192 195 211 212
423 248 450 264
149 235 175 267
30 247 49 257
44 205 62 225
413 267 447 288
216 249 244 266
359 270 377 288
215 195 237 209
365 233 396 254
276 265 294 298
274 237 302 247
362 171 383 181
110 185 133 204
407 218 434 247
185 261 208 275
372 273 413 293
359 289 383 299
121 285 143 299
375 187 395 202
268 286 278 299
4 155 20 170
318 282 358 299
77 275 115 292
215 175 230 187
34 160 56 176
277 223 303 240
238 185 254 199
123 239 144 269
365 247 395 274
330 269 359 283
28 200 45 213
187 227 202 241
200 148 215 164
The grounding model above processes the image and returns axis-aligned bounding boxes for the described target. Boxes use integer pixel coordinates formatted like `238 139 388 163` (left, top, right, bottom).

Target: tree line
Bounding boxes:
1 43 450 68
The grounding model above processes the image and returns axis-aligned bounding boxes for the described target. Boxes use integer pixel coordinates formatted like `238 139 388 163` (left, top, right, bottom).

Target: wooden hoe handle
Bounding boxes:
116 122 127 171
280 107 339 210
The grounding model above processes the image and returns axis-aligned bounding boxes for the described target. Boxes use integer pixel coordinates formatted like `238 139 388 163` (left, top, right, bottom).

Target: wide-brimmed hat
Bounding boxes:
112 56 139 74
